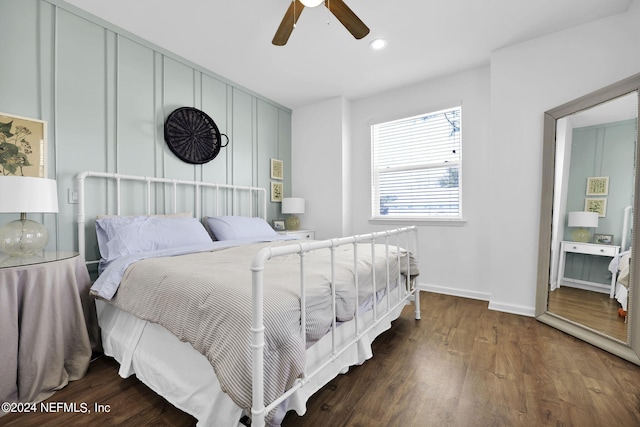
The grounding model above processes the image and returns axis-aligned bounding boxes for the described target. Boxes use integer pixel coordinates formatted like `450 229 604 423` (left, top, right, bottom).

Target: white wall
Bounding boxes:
350 67 493 303
292 3 640 316
295 66 494 302
292 97 348 239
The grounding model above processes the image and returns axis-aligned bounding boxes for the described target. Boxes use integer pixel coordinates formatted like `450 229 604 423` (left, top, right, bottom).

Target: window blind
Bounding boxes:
372 106 461 218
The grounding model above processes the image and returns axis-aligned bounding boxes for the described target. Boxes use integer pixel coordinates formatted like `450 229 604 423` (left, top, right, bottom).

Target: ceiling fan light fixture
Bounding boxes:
300 0 324 7
273 0 369 45
369 38 388 50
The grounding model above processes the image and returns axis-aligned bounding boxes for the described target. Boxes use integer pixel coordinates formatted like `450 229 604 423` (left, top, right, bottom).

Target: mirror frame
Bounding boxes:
536 72 640 365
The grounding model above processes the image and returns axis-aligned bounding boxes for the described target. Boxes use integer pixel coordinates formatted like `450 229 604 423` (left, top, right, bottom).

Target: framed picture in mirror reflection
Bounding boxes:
586 176 609 196
594 233 614 245
584 198 607 217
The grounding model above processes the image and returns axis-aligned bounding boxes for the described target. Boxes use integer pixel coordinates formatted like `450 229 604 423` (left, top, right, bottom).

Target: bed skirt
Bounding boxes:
96 288 407 427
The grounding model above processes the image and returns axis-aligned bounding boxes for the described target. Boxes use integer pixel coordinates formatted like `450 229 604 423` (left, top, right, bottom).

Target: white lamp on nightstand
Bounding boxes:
0 176 59 256
568 211 598 243
282 197 305 231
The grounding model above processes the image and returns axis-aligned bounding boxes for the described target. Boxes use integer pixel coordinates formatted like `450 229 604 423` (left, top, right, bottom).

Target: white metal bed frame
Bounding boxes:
76 171 420 427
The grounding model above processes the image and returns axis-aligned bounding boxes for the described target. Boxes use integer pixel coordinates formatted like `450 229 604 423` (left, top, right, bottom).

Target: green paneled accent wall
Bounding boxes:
563 118 636 285
0 0 292 254
564 119 636 244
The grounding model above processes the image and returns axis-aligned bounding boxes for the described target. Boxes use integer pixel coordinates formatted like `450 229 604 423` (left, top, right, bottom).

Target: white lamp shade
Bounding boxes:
300 0 324 7
282 197 305 214
0 176 58 213
568 211 598 228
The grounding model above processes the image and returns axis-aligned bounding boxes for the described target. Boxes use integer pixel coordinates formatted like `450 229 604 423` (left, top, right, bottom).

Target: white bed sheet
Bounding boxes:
615 282 629 312
610 250 631 312
96 287 407 427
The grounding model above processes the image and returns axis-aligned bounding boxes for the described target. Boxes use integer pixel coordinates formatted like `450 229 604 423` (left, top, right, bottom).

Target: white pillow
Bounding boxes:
98 216 212 262
95 212 191 260
205 216 278 241
96 216 145 261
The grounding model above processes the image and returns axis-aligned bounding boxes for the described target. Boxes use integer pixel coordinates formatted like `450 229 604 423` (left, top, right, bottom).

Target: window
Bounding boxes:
371 106 462 220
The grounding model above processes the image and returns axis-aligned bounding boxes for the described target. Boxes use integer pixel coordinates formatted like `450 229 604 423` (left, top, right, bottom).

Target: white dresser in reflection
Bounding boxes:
556 241 620 298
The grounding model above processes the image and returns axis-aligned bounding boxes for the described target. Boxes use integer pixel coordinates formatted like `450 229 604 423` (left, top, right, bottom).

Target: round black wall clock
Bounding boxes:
164 107 229 164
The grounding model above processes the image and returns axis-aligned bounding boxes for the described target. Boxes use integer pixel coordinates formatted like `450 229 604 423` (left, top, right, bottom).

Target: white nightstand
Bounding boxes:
277 229 315 240
556 241 620 298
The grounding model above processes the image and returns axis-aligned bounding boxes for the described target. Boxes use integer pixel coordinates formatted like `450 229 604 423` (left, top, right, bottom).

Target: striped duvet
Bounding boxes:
107 240 417 423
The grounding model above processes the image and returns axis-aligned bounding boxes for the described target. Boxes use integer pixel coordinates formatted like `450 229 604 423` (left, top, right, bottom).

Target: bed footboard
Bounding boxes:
250 226 419 427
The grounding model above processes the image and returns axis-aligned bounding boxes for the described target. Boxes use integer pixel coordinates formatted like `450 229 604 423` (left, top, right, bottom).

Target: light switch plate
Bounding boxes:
68 188 78 204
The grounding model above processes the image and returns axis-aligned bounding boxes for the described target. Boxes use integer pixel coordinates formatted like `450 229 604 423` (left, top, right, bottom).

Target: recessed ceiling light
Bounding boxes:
369 38 388 50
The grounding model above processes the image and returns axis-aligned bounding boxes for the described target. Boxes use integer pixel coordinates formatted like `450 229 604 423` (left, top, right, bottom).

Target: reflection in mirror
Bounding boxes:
547 92 637 343
536 72 640 365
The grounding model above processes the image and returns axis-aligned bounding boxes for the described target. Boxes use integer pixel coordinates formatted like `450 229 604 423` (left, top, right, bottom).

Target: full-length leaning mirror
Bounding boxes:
536 72 640 364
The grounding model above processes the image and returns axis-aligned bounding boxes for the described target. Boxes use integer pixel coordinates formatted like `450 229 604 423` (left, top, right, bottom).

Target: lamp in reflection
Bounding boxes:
282 197 305 231
568 211 599 243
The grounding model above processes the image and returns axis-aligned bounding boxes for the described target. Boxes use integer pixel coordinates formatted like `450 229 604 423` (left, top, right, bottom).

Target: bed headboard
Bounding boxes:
76 171 267 263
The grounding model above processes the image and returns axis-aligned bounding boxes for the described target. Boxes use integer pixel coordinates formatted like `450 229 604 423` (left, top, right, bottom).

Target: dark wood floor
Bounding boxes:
548 285 627 341
4 292 640 426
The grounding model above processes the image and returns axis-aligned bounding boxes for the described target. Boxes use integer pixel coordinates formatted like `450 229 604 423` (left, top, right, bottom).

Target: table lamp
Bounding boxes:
0 176 59 256
567 211 598 243
282 197 305 231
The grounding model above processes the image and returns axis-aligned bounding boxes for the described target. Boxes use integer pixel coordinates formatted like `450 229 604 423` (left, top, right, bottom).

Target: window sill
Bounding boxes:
369 217 467 226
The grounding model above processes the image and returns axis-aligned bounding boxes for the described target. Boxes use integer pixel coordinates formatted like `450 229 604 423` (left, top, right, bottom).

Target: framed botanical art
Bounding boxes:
271 181 283 202
270 158 283 180
585 198 607 218
0 112 47 178
586 176 609 196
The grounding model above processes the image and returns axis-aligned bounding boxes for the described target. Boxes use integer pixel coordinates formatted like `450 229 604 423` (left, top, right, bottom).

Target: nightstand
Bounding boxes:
277 229 315 240
0 251 97 406
556 241 620 298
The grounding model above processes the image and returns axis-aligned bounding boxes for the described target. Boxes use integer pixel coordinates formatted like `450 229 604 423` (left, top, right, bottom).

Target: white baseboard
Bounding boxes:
417 282 536 317
417 282 490 302
487 300 535 317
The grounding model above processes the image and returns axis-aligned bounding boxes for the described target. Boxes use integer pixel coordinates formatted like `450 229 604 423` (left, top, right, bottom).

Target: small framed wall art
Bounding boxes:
271 158 283 180
586 176 609 196
0 112 47 178
585 198 607 218
271 181 283 202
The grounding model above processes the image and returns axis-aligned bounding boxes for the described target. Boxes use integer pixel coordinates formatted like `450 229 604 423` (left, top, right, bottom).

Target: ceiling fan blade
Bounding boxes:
326 0 370 40
272 1 305 46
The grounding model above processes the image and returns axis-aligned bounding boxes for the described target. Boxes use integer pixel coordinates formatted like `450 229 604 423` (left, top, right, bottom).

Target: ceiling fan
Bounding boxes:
272 0 370 46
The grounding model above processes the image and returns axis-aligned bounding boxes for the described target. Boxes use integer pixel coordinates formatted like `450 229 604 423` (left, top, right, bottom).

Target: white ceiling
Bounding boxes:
63 0 633 110
568 91 638 128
